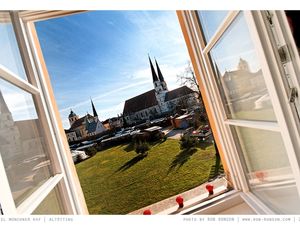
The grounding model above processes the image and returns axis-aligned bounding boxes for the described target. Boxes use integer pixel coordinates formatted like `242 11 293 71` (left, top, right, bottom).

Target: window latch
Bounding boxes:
278 45 291 64
289 87 298 103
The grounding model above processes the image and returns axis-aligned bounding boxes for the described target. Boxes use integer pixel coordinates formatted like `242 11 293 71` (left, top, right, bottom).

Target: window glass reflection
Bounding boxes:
33 186 64 214
0 79 52 206
209 13 277 121
197 10 228 43
0 12 27 80
232 126 299 214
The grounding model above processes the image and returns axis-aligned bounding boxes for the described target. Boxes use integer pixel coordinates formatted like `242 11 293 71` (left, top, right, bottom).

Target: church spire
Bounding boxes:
0 90 10 114
149 55 158 82
155 59 165 82
91 98 98 118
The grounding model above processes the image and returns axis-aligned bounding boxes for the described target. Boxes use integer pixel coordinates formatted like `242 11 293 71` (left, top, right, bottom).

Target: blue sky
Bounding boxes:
35 11 191 128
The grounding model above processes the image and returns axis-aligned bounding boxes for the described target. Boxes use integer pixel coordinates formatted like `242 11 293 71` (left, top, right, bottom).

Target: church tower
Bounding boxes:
149 56 168 113
155 59 168 91
68 110 79 127
91 98 98 121
149 56 161 91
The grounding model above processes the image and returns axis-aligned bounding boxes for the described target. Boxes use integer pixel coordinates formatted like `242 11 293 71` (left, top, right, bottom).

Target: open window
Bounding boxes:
1 10 300 215
178 10 300 214
0 11 88 215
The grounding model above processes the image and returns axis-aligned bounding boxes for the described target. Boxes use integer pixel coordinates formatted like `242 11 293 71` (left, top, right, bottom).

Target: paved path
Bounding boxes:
128 176 227 215
162 127 186 140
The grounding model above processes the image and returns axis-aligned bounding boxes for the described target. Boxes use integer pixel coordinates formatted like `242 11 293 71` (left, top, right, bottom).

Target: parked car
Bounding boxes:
202 125 210 131
71 150 89 163
69 143 81 150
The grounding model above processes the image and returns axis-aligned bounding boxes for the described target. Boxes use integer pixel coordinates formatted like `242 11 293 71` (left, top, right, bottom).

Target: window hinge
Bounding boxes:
278 45 291 64
289 87 298 103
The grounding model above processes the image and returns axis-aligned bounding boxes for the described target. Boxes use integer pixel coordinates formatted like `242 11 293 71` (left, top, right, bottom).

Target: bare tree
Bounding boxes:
177 61 205 115
177 61 200 94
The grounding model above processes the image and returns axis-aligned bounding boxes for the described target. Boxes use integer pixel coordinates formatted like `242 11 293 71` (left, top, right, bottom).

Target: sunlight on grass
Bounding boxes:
76 139 216 214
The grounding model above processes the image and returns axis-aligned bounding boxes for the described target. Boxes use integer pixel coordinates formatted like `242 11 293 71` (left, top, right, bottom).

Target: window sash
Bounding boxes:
0 11 75 215
21 12 87 214
183 10 300 213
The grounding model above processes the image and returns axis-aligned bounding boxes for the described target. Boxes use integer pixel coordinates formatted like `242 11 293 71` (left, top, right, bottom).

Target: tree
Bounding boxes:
177 61 200 95
177 61 220 156
177 61 205 116
122 114 128 128
85 147 97 157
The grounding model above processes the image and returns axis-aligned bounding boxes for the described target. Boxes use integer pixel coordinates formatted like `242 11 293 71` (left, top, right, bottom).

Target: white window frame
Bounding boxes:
0 11 87 215
179 10 300 214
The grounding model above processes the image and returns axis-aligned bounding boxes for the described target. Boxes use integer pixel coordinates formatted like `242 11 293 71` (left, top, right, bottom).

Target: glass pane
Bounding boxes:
197 10 228 43
33 186 64 214
0 12 27 80
0 79 53 206
209 12 277 121
232 126 300 213
254 185 300 214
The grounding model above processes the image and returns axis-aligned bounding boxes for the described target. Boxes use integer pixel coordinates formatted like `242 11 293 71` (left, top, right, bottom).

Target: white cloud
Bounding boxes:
130 67 151 80
128 62 187 87
60 80 149 114
98 102 124 117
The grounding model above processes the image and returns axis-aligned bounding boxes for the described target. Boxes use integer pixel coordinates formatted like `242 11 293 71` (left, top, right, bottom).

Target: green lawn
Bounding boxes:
75 139 217 214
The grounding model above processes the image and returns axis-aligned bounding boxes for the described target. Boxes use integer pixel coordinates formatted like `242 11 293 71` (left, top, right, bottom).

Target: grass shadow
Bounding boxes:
116 153 148 172
168 147 198 173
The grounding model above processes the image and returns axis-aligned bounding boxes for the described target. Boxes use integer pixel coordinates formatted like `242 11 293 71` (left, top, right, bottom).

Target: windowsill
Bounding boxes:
129 177 229 215
160 185 230 215
128 175 259 215
177 190 256 215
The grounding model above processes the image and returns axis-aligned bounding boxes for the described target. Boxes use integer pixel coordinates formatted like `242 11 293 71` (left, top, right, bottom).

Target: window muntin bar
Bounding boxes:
197 11 229 44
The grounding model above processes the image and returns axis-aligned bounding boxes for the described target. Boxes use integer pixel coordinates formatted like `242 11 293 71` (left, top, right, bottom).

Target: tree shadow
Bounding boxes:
123 142 136 152
208 154 222 181
123 139 164 153
168 148 198 173
196 141 213 149
116 153 148 172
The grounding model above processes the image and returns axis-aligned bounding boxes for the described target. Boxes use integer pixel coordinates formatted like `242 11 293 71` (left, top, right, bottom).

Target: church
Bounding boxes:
123 57 199 125
65 100 106 142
